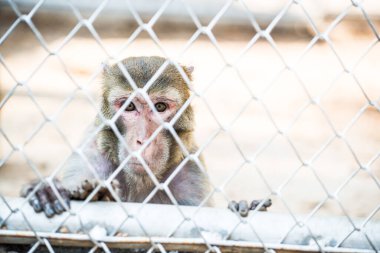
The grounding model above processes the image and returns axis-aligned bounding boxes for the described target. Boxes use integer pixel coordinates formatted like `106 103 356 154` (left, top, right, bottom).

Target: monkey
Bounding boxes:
21 56 270 218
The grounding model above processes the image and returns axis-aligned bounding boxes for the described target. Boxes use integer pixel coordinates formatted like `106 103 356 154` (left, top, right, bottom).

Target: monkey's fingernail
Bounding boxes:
43 203 55 218
53 200 64 213
264 199 272 207
238 200 249 217
228 201 238 212
250 200 260 210
30 198 42 212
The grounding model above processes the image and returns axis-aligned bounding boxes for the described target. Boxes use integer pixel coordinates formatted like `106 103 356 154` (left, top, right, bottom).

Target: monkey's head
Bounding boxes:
101 56 194 177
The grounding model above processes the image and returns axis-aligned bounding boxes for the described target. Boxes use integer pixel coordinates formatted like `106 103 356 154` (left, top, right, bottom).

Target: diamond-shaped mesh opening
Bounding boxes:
230 100 277 159
369 155 380 183
287 105 334 161
1 86 45 146
294 39 343 98
26 56 79 116
0 4 19 39
338 169 380 219
57 27 108 87
0 21 49 82
223 163 271 207
203 67 251 127
269 2 317 65
180 33 226 93
313 139 359 194
261 69 310 129
236 37 285 96
0 152 41 197
328 6 378 69
281 165 327 217
201 131 245 190
30 3 79 50
152 0 199 51
353 42 380 102
346 108 380 164
53 90 98 147
93 12 139 55
118 29 165 59
23 123 73 173
320 72 368 131
255 135 302 191
1 1 380 252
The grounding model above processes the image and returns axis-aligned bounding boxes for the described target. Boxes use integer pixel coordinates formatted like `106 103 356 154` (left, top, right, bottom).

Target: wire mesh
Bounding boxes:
0 0 380 252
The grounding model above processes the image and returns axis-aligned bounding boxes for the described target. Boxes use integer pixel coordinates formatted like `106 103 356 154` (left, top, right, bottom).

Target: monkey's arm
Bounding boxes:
168 161 211 206
21 137 120 217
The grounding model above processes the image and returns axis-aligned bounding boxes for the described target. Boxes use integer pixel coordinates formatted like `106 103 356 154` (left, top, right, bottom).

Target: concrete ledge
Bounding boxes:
0 197 379 252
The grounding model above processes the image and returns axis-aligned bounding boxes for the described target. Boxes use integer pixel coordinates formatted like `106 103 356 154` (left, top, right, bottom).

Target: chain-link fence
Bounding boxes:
1 0 380 252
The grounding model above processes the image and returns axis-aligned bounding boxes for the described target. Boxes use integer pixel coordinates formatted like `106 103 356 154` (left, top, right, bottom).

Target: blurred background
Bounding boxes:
0 0 380 222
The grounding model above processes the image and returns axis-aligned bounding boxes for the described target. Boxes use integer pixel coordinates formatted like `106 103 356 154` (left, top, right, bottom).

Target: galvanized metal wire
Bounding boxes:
0 0 379 252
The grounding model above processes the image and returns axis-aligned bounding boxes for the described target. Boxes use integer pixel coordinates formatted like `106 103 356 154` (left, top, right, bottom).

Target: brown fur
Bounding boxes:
62 56 211 206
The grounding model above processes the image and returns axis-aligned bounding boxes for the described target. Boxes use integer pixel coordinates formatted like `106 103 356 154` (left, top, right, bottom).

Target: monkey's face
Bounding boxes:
113 88 183 176
102 56 194 176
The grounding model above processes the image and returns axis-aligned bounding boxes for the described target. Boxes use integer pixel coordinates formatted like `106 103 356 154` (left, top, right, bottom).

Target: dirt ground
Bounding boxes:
0 9 380 223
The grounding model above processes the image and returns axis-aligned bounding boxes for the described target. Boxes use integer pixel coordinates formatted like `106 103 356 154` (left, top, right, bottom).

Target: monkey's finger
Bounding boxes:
91 193 99 201
59 190 71 210
98 185 108 196
263 199 272 208
100 195 112 201
71 189 80 199
238 200 249 217
250 199 272 211
29 195 43 213
52 200 64 214
54 179 71 210
250 200 260 210
36 188 55 218
82 179 96 192
228 201 239 212
102 187 116 202
79 188 89 200
44 184 66 215
20 182 43 212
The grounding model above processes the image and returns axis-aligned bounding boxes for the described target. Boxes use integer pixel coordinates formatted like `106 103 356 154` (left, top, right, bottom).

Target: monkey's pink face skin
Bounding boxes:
113 90 182 175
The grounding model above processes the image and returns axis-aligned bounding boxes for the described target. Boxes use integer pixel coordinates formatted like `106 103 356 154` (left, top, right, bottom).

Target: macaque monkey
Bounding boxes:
21 56 270 218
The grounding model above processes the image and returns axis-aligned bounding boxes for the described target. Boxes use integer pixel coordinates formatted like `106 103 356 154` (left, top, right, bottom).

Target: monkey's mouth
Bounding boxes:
126 162 148 175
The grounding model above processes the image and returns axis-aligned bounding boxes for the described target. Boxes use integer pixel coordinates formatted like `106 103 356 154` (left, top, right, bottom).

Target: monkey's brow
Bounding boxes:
150 96 179 103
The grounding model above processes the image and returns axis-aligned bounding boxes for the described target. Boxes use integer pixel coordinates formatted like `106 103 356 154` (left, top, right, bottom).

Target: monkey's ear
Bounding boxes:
102 62 112 76
102 61 112 76
182 65 194 80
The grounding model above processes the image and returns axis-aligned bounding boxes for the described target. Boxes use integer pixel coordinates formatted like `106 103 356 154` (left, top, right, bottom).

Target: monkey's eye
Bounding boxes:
155 102 167 112
125 102 136 111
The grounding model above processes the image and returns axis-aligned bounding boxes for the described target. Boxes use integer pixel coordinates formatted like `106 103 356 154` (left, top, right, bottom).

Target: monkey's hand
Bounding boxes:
70 179 122 202
228 199 272 217
21 179 70 218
